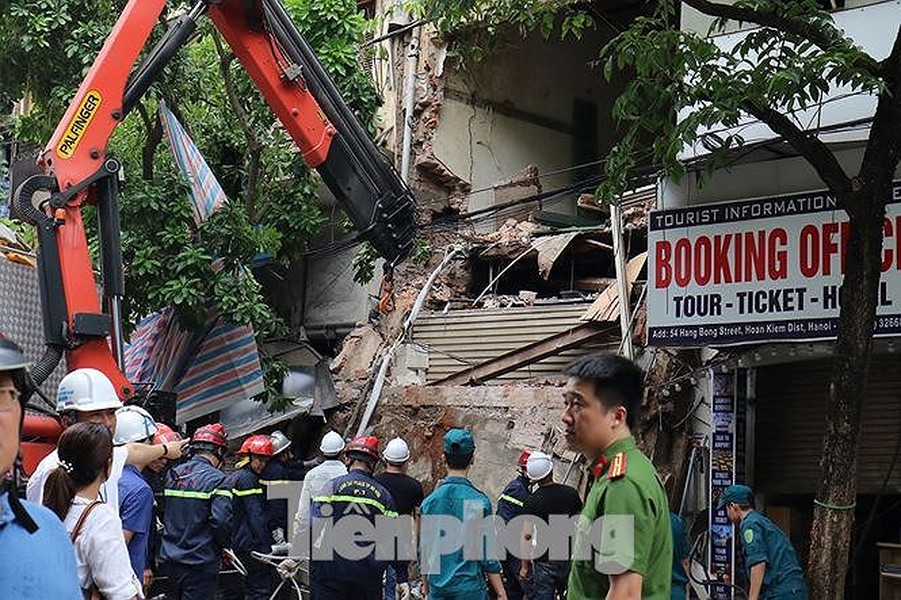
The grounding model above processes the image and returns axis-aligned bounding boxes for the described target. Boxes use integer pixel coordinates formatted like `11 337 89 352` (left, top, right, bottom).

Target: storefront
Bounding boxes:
754 354 901 598
648 187 901 598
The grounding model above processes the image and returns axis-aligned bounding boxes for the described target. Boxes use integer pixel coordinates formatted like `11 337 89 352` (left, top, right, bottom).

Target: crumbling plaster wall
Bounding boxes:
424 28 622 220
369 384 571 500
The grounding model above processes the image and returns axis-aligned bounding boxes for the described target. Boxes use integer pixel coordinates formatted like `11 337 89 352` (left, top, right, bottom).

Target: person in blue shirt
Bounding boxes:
419 428 506 600
260 429 307 547
114 406 157 583
719 484 809 600
669 512 691 600
0 335 81 599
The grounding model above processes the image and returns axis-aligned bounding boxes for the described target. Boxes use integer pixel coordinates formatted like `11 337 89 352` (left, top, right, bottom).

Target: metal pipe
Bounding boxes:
400 32 419 182
110 298 125 371
355 246 463 436
610 202 634 358
122 1 206 116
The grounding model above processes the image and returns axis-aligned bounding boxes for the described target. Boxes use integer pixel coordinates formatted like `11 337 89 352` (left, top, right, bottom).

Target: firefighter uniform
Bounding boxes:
310 469 406 600
225 463 273 600
497 469 532 600
161 454 233 600
260 457 307 539
568 436 673 600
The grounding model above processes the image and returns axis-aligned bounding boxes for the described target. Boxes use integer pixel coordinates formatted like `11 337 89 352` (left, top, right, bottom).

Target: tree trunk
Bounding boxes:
807 185 887 599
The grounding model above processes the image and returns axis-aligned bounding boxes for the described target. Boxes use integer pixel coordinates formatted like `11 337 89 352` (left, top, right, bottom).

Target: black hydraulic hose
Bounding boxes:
31 345 64 387
14 175 57 228
14 175 67 385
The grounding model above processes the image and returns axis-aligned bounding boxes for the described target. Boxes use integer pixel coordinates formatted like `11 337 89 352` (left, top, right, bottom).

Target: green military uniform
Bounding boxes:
738 511 808 599
568 436 673 600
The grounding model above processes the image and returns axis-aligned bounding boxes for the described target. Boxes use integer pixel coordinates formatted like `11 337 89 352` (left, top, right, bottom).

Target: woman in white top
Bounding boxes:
43 421 143 600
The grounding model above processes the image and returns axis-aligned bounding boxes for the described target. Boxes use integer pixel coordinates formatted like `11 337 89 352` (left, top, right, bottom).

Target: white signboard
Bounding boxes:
648 185 901 346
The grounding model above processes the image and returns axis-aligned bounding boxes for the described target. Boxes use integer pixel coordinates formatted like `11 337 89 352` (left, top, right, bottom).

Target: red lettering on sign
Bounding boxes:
884 217 894 272
800 225 819 278
744 231 766 282
675 239 691 287
769 228 788 280
713 235 733 284
822 222 840 276
654 241 672 288
694 237 712 286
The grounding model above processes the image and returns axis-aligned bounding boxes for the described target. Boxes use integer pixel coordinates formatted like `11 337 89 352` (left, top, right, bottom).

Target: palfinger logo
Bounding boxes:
56 90 103 159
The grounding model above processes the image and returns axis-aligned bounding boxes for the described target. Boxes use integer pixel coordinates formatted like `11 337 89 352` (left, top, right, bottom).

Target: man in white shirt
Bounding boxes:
292 430 347 556
26 368 186 516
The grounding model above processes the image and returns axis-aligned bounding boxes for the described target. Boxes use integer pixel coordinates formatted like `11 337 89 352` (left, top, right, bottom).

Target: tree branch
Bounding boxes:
211 32 263 213
860 25 901 196
742 98 851 196
135 101 163 181
682 0 880 78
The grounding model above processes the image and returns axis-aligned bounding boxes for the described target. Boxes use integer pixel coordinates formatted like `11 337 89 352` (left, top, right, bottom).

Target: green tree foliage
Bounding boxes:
405 0 592 63
1 0 377 327
1 0 379 405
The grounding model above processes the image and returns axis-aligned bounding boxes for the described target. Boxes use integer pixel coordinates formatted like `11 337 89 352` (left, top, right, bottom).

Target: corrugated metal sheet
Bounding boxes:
413 301 618 383
0 257 65 397
756 357 901 495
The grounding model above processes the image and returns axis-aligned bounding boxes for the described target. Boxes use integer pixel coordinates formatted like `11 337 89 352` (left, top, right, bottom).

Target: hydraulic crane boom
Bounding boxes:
14 0 416 399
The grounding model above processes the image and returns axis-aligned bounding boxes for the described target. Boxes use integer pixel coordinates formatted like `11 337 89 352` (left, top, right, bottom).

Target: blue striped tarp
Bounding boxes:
125 310 265 425
159 101 228 225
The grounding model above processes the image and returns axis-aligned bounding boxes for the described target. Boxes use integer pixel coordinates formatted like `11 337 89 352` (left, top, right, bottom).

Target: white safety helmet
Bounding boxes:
113 406 158 445
56 368 123 413
319 430 346 457
383 437 411 464
526 451 554 481
270 430 292 455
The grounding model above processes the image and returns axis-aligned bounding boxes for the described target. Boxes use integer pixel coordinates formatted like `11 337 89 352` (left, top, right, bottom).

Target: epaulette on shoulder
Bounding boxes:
607 451 627 480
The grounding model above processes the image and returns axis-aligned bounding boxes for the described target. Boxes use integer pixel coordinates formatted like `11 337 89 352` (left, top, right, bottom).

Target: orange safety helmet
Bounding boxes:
346 435 380 461
518 450 532 469
192 423 228 448
239 434 275 456
153 423 183 445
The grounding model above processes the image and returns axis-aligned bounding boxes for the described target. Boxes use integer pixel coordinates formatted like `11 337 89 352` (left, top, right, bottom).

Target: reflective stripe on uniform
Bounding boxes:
312 494 398 517
232 487 264 497
165 488 233 500
499 493 524 507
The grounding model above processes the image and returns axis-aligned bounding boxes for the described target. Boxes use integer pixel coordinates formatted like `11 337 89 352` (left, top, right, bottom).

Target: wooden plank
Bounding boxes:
430 322 615 386
580 252 647 322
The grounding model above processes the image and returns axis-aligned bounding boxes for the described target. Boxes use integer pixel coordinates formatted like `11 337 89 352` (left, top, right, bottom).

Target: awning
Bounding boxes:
219 361 338 439
125 309 265 425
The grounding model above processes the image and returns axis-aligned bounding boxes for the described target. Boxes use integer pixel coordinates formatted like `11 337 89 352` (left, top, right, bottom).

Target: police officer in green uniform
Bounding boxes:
719 484 809 600
562 353 672 600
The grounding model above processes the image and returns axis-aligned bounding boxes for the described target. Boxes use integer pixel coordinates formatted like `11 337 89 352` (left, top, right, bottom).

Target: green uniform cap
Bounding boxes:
444 428 475 455
717 484 754 509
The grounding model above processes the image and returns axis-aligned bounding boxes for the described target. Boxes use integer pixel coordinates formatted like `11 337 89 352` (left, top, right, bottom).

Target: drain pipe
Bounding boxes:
355 246 463 436
400 29 420 181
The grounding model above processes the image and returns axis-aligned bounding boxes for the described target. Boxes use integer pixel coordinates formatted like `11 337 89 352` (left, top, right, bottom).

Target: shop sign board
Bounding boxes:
709 369 737 599
648 184 901 346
